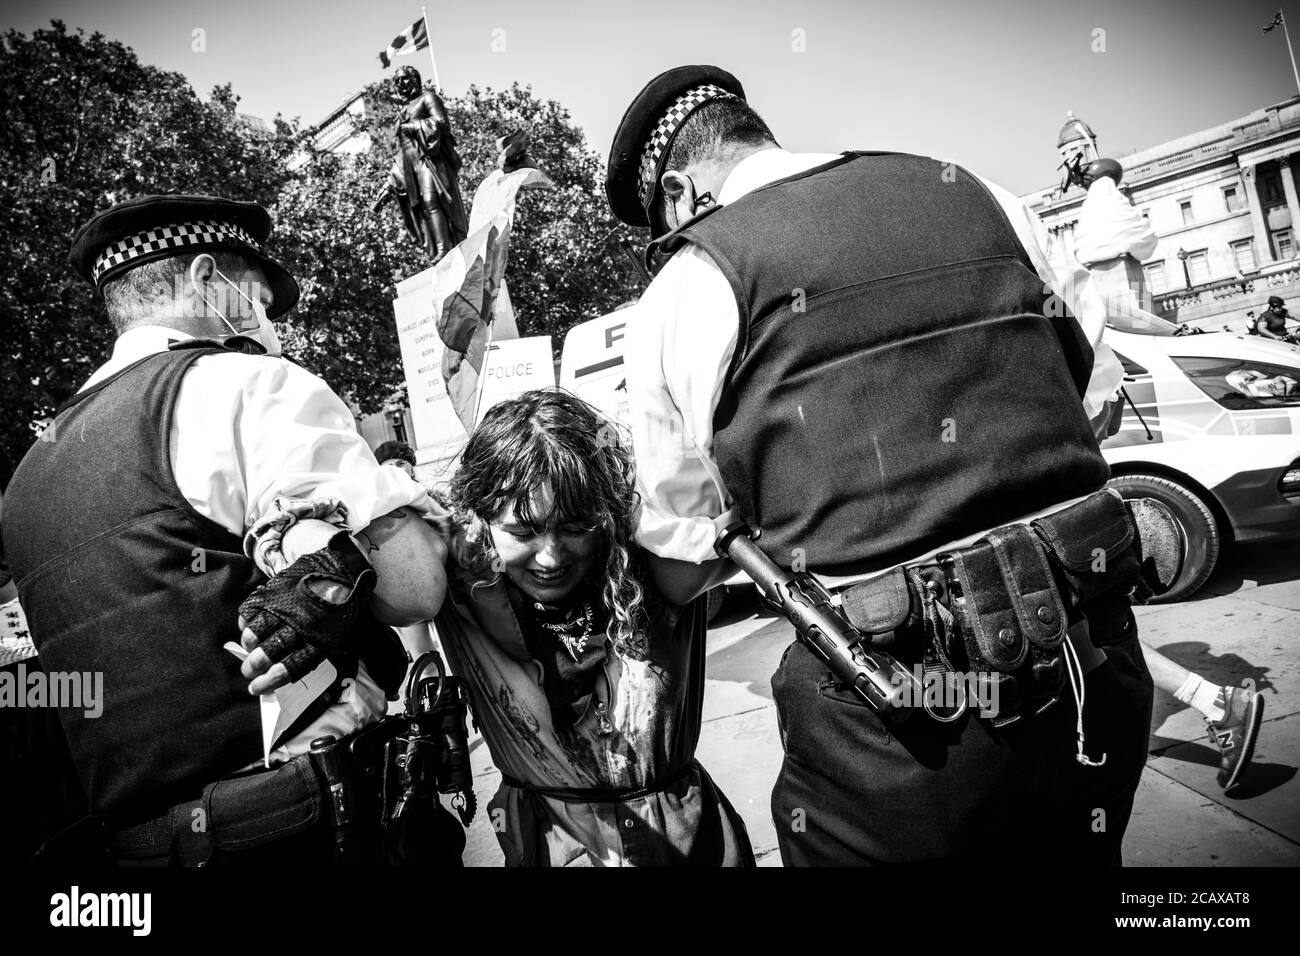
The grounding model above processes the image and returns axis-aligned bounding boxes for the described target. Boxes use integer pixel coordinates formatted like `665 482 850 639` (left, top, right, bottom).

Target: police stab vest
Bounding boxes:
657 152 1110 576
3 346 263 821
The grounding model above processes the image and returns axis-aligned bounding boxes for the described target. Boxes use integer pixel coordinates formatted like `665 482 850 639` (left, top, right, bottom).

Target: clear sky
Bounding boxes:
4 0 1297 194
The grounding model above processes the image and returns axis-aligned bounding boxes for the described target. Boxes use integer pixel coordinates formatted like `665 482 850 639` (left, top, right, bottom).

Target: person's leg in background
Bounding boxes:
1141 640 1263 792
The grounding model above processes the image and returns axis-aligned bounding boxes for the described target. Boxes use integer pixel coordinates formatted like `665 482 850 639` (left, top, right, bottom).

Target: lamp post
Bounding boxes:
1177 247 1192 290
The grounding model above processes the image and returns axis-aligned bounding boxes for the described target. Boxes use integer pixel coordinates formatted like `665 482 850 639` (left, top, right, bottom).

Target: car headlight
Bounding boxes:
1172 356 1300 410
1283 462 1300 497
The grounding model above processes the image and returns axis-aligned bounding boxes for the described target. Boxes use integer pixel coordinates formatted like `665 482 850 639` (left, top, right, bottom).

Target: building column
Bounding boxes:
1241 164 1276 265
1281 156 1300 260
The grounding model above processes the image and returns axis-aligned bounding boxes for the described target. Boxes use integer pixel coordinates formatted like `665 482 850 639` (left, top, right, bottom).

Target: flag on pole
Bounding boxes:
391 166 554 444
1264 11 1284 33
433 167 554 430
378 18 428 68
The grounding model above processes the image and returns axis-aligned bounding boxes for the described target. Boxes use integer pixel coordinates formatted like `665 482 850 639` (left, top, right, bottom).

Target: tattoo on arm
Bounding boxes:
355 508 410 556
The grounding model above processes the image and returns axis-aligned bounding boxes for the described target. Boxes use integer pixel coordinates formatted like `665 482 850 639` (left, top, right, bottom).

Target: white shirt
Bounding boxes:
81 327 431 759
625 147 1125 578
83 326 426 538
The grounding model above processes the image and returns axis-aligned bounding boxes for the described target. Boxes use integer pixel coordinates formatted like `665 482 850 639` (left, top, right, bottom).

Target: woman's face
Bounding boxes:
488 484 603 605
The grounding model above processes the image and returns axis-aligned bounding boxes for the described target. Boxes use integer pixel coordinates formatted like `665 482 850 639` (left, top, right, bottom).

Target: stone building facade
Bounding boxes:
1024 97 1300 330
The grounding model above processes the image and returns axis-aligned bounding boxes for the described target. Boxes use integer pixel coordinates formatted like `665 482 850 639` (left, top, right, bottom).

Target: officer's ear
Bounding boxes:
660 170 694 206
659 170 696 232
186 253 224 323
188 253 217 288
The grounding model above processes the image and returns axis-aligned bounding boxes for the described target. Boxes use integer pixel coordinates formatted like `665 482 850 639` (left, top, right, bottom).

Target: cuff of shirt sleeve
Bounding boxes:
244 496 351 576
246 472 434 576
334 468 434 531
634 502 737 563
1083 341 1125 420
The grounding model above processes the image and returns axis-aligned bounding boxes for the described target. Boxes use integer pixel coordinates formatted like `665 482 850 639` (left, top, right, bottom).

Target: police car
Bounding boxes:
558 307 632 428
1102 326 1300 601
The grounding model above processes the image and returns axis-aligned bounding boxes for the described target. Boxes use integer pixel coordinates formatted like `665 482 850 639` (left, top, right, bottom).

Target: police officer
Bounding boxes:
2 195 448 865
605 66 1157 865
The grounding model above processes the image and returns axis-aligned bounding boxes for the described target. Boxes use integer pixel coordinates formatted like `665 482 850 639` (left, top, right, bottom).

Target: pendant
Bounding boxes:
594 699 614 736
559 633 586 663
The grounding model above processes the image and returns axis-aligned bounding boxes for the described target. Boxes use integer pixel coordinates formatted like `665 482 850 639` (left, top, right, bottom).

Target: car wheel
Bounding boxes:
1106 473 1221 603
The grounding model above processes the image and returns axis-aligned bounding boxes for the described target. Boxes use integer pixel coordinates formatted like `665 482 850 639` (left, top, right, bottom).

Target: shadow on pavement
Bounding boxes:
708 585 766 628
1151 640 1276 696
1220 759 1297 799
1195 539 1300 599
705 586 784 702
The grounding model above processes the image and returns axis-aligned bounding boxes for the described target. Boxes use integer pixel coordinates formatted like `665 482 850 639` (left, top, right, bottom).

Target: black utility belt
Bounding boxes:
108 753 327 865
836 489 1172 726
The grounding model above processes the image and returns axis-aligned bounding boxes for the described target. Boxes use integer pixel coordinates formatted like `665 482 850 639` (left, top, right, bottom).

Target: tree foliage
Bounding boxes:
0 21 298 457
0 21 644 459
273 77 644 416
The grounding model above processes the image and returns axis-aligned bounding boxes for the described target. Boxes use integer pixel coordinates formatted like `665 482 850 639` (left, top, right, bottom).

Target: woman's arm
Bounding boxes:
280 507 449 626
354 507 449 625
646 552 735 607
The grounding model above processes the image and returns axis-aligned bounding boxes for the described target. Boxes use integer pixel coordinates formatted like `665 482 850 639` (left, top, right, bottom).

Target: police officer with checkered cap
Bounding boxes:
3 194 451 864
606 65 745 240
605 66 1161 866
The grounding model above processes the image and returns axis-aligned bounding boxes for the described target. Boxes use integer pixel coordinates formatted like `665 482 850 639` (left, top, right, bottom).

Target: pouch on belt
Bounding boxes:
945 522 1069 713
839 566 919 658
1028 487 1185 642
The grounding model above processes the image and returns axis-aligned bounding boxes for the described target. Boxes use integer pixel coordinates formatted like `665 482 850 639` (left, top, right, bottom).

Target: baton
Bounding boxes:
715 522 921 722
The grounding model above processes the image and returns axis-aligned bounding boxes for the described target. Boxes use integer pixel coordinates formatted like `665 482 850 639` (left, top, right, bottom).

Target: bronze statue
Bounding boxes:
494 129 537 174
372 66 469 263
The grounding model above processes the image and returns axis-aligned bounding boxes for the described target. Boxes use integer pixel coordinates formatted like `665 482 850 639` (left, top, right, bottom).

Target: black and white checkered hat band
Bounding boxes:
637 84 737 208
91 220 261 285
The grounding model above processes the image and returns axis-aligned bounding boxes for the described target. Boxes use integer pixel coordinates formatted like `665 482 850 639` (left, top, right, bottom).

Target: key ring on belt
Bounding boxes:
906 566 968 724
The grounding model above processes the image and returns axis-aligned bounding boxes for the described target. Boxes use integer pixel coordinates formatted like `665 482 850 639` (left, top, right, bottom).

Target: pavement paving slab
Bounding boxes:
1147 710 1300 847
1124 768 1300 866
696 705 784 863
701 617 790 722
463 738 505 867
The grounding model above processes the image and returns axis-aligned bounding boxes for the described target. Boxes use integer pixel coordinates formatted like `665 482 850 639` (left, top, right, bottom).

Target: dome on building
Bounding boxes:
1057 111 1097 149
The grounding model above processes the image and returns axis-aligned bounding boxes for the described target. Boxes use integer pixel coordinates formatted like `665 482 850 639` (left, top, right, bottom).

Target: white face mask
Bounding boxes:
192 260 283 357
238 293 283 358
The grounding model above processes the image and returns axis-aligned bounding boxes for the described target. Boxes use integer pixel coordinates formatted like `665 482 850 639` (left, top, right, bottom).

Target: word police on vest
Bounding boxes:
0 664 104 718
50 886 151 936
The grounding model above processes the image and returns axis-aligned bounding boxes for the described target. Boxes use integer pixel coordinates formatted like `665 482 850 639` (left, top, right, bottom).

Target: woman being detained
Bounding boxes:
432 389 754 867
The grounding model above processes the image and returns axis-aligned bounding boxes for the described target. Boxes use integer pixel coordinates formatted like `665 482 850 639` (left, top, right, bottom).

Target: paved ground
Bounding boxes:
458 539 1300 866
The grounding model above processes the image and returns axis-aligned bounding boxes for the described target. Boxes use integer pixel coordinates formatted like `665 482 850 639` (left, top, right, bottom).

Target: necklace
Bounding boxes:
534 601 594 662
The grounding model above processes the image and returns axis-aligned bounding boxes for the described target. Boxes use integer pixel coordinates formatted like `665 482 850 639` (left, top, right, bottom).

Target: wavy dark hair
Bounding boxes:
441 389 650 654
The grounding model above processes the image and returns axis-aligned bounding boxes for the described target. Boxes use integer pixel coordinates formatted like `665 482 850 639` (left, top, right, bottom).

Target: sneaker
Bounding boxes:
1206 683 1264 793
